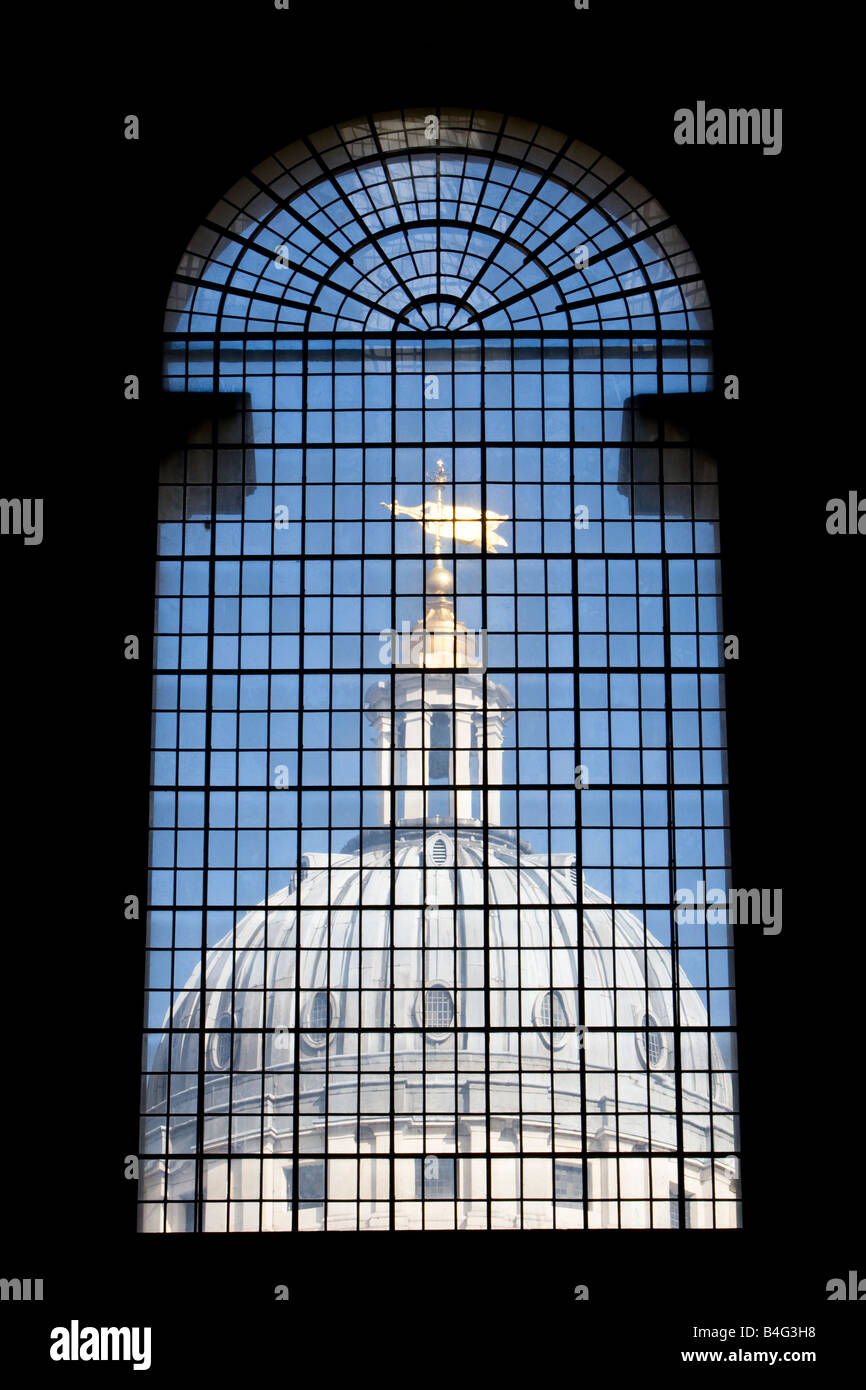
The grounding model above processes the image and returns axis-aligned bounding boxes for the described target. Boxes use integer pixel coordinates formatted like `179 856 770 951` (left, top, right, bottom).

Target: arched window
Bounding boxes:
428 709 451 782
164 113 708 336
141 108 739 1235
429 834 449 865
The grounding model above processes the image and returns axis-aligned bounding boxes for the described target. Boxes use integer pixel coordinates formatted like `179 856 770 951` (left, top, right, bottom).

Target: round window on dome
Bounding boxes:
424 986 454 1030
638 1014 665 1068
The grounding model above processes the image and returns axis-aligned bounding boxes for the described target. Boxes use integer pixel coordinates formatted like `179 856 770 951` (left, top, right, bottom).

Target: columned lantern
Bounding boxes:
365 460 513 829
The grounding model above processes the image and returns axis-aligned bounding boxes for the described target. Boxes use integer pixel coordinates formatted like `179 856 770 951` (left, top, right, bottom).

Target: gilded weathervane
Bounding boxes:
381 460 509 555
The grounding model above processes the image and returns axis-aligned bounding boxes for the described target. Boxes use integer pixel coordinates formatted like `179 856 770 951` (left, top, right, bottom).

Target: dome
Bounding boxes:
152 827 734 1130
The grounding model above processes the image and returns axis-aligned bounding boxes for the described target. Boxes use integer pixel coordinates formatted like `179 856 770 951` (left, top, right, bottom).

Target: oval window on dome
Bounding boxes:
638 1014 665 1068
424 987 454 1030
212 1013 233 1070
536 989 569 1037
306 990 331 1045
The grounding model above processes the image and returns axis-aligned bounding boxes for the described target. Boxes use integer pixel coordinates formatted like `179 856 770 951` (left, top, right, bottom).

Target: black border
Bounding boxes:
3 0 861 1374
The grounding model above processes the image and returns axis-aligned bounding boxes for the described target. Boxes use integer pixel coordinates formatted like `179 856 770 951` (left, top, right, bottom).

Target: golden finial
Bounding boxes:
380 460 509 554
379 463 509 664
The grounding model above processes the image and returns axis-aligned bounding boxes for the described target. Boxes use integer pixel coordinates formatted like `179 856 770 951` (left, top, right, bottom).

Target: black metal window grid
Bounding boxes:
140 109 739 1235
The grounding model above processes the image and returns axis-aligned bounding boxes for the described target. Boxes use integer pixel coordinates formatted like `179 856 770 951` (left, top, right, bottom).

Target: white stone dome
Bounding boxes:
156 825 733 1121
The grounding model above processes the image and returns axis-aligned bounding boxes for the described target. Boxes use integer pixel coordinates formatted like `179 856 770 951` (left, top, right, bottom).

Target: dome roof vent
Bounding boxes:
425 833 453 866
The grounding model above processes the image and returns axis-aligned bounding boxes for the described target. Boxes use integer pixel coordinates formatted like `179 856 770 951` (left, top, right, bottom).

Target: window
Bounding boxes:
638 1014 665 1069
537 990 569 1034
423 987 454 1030
428 710 452 782
310 991 329 1030
415 1156 455 1201
211 1014 233 1071
139 108 740 1235
554 1160 584 1208
298 1161 325 1204
429 835 449 865
670 1185 691 1229
307 990 331 1046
